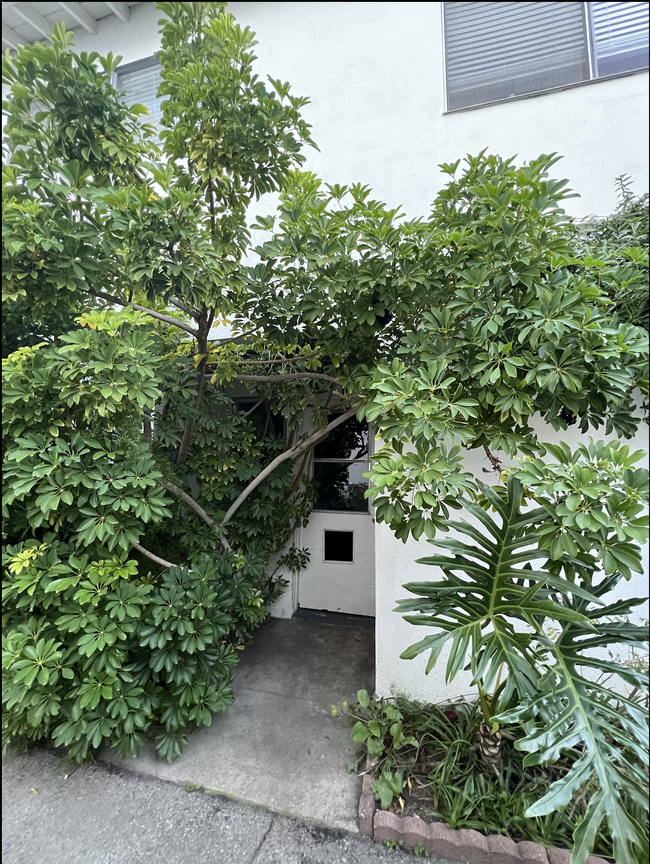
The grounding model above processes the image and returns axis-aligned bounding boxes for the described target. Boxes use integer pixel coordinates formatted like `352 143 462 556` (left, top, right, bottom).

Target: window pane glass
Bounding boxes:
324 531 354 562
117 61 162 125
314 415 368 459
313 462 369 512
590 2 649 76
237 401 284 439
444 2 589 110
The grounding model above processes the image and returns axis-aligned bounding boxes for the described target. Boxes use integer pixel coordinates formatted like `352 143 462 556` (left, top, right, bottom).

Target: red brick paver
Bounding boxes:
360 759 611 864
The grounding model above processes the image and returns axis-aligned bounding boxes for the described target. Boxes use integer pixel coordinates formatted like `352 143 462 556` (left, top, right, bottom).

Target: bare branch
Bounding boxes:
163 481 214 525
483 443 503 474
242 398 265 416
168 297 201 319
212 354 321 366
209 183 216 236
163 481 231 551
130 541 176 569
176 310 214 464
91 290 199 337
209 329 259 347
219 405 358 530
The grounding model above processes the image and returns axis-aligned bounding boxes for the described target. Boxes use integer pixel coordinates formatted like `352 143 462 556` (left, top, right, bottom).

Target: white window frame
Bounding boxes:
311 419 373 515
442 1 649 113
322 529 355 564
113 55 162 125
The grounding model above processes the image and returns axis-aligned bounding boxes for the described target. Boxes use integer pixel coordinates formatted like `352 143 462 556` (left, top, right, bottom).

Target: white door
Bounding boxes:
297 412 375 617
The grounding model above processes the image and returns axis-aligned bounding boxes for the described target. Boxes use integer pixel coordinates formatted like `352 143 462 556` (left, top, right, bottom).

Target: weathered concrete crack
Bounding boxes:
235 684 323 707
248 815 275 863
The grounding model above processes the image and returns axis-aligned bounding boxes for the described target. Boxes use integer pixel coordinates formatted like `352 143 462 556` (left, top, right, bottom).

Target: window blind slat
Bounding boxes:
444 1 588 109
447 35 588 69
590 1 649 75
443 1 649 111
117 62 162 125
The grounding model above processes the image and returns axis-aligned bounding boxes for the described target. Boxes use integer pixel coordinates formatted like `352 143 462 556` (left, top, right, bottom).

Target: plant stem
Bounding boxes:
90 290 199 336
234 373 341 385
163 481 231 551
129 541 175 569
176 308 214 465
483 443 503 474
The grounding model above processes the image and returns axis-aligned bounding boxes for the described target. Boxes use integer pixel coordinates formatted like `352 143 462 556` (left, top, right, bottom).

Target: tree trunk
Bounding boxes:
176 308 214 465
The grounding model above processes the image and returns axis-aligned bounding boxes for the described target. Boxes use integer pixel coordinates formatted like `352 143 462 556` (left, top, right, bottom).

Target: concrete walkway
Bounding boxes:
2 747 447 864
100 616 375 833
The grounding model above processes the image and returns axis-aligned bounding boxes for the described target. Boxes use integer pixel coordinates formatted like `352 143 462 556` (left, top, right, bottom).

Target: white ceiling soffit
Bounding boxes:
2 2 140 50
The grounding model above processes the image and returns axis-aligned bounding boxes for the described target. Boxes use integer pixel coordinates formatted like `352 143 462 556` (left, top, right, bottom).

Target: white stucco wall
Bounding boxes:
375 413 650 704
69 1 650 219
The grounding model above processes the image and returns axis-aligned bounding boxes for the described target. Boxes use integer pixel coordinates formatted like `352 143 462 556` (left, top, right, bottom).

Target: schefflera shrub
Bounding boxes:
2 545 266 762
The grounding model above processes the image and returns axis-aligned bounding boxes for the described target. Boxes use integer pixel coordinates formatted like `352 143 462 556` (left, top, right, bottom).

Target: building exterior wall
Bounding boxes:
67 2 649 702
70 1 649 220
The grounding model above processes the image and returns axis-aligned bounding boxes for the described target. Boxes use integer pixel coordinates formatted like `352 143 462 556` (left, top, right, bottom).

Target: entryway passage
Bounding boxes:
298 412 375 617
101 617 375 832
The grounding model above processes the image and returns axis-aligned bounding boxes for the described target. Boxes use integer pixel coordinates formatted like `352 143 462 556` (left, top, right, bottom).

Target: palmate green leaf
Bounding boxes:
495 627 649 864
396 475 600 701
155 728 188 763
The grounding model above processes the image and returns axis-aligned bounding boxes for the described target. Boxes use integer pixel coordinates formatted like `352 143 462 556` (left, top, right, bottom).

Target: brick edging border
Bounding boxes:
358 760 610 864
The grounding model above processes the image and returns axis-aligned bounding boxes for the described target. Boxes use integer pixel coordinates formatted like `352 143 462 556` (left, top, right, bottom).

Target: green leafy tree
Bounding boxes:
1 2 329 562
2 3 324 762
571 174 649 332
242 156 647 542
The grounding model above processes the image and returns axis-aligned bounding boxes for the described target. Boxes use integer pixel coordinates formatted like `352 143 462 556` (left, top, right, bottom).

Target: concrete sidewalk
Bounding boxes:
101 616 375 833
2 747 446 864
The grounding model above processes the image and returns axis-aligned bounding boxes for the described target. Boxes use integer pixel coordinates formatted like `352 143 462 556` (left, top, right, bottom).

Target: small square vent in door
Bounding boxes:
324 530 353 562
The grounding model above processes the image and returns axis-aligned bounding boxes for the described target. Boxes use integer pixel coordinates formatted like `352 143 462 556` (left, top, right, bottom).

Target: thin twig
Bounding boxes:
483 443 503 474
263 402 271 438
209 330 258 347
242 398 265 416
168 297 201 319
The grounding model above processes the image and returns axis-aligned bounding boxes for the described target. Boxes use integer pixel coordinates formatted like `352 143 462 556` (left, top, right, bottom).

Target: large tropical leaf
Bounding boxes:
396 474 602 703
495 577 649 864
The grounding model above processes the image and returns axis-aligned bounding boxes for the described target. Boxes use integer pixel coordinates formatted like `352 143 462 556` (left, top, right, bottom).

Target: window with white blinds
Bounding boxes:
589 2 649 77
115 58 163 125
443 2 649 111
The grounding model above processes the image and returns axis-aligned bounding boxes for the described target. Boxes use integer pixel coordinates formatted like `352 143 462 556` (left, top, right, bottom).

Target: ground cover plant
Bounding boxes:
344 691 648 863
2 4 648 858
